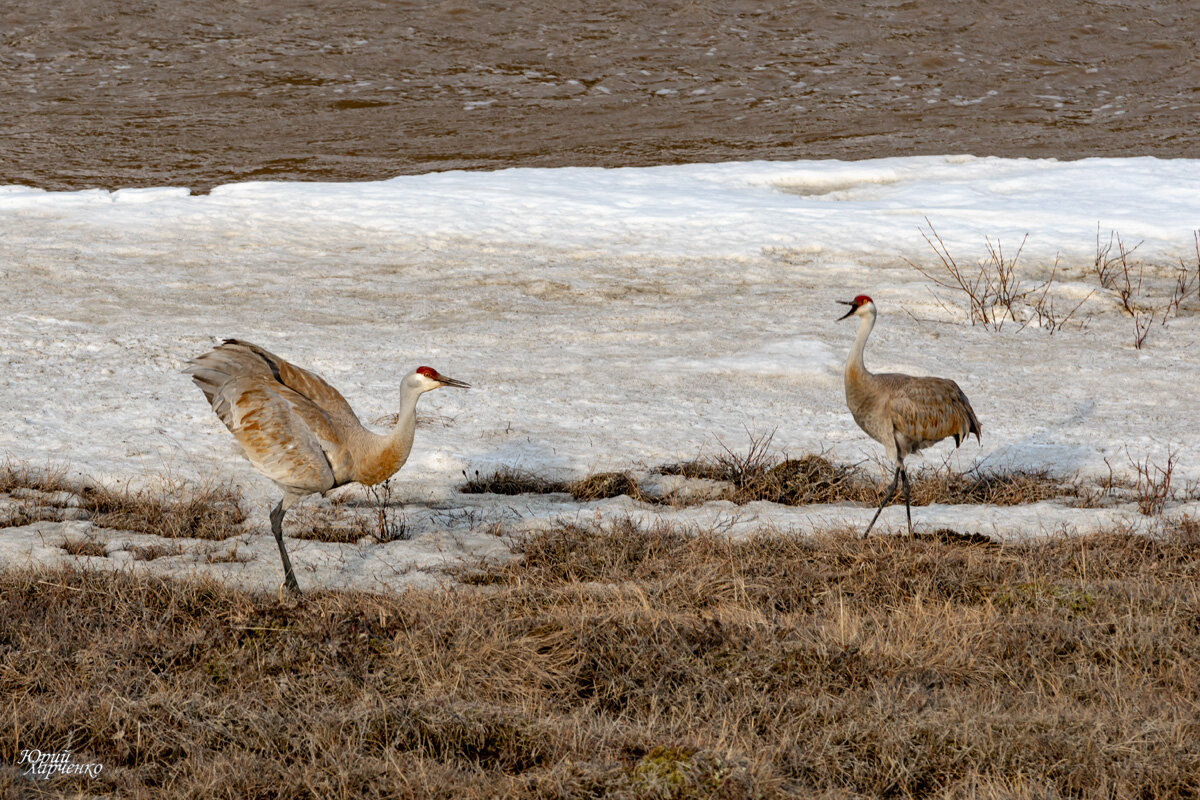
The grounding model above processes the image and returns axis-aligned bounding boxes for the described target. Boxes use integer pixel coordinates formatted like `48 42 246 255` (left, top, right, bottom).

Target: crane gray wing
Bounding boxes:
208 377 339 495
189 339 364 435
883 375 981 448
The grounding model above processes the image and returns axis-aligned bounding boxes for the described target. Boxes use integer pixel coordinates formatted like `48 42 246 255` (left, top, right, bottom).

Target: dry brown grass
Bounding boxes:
0 461 245 539
289 502 376 544
462 467 660 504
461 466 570 496
903 464 1080 506
567 471 656 503
3 518 1200 798
0 459 78 495
60 538 108 559
127 542 186 562
289 482 411 545
660 450 877 505
464 450 1083 513
659 443 1082 508
83 482 246 540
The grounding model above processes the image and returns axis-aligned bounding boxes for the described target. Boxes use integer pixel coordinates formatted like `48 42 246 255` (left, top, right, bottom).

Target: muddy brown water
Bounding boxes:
2 1 1197 192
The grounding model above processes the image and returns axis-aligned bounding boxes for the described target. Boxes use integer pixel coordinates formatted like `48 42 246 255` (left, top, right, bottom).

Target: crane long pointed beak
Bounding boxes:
836 301 857 321
438 376 470 389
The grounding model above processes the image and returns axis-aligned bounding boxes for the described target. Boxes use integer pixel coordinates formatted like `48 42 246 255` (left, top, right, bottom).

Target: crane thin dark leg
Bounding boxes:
270 499 302 594
864 466 901 538
900 467 913 537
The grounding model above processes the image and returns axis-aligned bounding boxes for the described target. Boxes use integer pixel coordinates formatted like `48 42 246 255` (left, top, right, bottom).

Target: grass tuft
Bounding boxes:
60 539 107 558
0 461 245 539
661 440 1082 508
128 542 185 561
460 467 569 496
462 467 662 504
567 471 650 503
83 481 246 539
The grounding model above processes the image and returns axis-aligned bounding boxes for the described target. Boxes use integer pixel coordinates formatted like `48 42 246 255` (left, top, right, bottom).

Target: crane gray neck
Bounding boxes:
392 376 427 434
846 306 877 376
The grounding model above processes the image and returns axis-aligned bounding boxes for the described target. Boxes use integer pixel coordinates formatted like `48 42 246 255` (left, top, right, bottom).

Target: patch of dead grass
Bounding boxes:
661 449 1082 508
127 542 185 562
462 467 665 505
60 539 107 559
904 464 1081 505
288 503 373 543
289 483 410 544
0 459 78 495
83 481 245 540
0 461 245 539
463 442 1086 512
3 517 1199 797
461 467 569 496
566 471 655 503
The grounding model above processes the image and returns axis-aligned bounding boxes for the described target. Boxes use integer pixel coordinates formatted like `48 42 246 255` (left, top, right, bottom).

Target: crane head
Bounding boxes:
837 294 874 320
415 366 470 389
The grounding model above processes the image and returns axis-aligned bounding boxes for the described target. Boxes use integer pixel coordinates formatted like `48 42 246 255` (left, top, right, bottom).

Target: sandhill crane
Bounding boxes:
186 339 468 593
837 295 981 536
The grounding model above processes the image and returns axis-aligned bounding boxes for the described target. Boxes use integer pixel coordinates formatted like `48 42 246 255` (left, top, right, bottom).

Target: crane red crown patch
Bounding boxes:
853 294 873 306
416 366 439 379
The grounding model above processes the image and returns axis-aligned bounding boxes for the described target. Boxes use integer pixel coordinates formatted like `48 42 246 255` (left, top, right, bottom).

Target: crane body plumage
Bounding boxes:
186 339 467 592
839 296 980 536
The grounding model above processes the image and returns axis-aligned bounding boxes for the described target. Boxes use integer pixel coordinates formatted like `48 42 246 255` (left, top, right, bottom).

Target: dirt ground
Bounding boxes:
2 0 1198 192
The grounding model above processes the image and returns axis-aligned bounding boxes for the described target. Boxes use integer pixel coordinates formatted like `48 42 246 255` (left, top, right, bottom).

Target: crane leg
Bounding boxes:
270 498 302 595
900 467 913 537
864 466 901 538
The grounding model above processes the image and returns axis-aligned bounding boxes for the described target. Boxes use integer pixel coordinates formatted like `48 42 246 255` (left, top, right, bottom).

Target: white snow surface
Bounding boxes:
3 155 1199 591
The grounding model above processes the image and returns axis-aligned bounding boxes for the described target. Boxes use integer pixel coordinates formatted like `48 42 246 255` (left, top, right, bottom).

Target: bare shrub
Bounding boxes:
1023 258 1094 334
1093 227 1156 347
1127 447 1178 516
290 482 409 544
1089 227 1200 347
1163 230 1200 321
905 219 1056 331
365 478 408 543
1094 448 1185 515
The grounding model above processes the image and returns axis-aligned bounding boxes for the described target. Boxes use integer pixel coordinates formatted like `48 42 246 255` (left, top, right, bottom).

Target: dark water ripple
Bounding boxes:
2 0 1197 192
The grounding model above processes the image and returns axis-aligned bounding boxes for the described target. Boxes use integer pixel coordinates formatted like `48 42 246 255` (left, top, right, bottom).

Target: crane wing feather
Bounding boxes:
881 374 981 448
187 340 366 489
210 378 338 494
193 340 363 433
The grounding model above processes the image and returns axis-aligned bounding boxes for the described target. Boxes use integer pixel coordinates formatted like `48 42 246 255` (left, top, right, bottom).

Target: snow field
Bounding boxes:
3 155 1199 589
